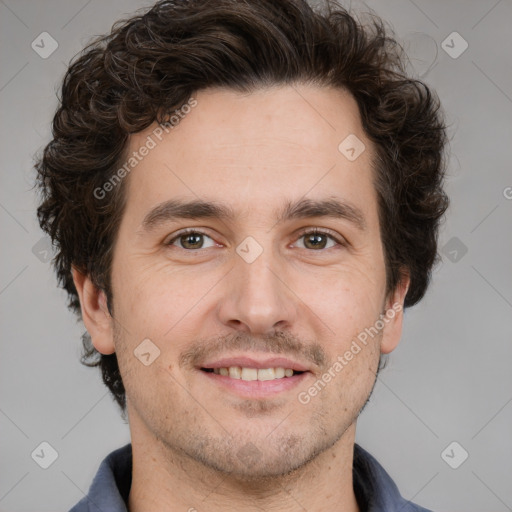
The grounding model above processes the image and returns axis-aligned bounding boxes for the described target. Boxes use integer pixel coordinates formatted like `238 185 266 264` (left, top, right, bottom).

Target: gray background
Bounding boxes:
1 0 511 510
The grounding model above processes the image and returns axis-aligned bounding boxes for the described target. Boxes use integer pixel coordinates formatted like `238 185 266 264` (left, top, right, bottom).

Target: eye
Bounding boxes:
293 229 344 250
166 229 218 250
165 228 345 252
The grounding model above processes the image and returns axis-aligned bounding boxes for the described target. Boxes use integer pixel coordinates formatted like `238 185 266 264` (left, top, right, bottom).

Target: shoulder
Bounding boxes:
353 443 435 512
68 444 132 512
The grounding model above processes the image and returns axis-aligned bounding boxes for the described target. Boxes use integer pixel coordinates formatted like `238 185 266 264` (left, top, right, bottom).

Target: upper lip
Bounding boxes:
199 355 311 372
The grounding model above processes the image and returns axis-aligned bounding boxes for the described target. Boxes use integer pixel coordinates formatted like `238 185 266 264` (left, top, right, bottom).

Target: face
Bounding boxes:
82 85 408 480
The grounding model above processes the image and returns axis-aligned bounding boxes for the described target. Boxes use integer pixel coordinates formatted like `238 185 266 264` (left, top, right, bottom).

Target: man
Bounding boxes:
35 0 448 510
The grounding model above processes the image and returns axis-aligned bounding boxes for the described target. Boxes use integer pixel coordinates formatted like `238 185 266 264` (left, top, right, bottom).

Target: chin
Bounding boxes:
181 429 338 482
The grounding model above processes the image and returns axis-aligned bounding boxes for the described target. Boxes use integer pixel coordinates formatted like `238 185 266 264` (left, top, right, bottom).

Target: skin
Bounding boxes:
73 84 409 512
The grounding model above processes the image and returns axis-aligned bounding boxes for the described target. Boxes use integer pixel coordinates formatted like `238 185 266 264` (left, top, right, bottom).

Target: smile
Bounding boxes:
199 367 310 399
202 366 304 381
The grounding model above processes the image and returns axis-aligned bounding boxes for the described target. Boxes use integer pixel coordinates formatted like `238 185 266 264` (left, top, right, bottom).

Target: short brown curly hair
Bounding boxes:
35 0 448 414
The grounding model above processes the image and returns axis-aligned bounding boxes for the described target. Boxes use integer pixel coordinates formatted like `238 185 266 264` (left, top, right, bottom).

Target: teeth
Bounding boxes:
210 366 300 381
241 367 258 381
257 368 275 381
274 367 285 378
228 366 241 379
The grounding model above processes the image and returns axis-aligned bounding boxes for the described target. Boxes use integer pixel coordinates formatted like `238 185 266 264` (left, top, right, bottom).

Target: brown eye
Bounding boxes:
167 230 216 250
295 229 341 251
303 232 329 250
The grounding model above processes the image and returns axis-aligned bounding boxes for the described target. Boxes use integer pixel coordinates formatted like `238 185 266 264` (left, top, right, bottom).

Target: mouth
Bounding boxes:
197 356 312 398
201 366 305 380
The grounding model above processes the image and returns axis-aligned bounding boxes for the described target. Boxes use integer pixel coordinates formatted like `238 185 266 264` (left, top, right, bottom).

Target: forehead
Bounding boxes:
122 85 377 225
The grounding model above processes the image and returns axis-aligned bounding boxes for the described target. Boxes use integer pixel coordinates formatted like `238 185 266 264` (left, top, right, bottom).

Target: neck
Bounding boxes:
127 420 360 512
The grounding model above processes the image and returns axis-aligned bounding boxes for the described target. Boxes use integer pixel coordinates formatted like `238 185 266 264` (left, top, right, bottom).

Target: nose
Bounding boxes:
216 246 298 336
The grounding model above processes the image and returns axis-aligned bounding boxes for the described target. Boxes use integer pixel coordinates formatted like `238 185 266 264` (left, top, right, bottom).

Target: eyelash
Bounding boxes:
166 228 346 251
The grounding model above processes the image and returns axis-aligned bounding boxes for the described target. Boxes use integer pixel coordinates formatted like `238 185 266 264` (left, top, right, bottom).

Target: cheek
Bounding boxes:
299 263 385 328
294 269 386 390
111 263 230 375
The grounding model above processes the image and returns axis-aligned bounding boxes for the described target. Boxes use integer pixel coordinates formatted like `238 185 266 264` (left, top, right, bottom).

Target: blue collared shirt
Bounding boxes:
69 443 433 511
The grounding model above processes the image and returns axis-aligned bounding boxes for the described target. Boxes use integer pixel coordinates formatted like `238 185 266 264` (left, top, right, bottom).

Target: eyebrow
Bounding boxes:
139 197 367 233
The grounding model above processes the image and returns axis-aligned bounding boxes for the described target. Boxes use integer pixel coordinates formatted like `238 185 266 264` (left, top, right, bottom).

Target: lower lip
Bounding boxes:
198 370 310 398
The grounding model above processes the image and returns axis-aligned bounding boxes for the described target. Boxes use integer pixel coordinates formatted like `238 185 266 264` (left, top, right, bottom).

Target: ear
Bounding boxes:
72 266 115 355
380 271 410 354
